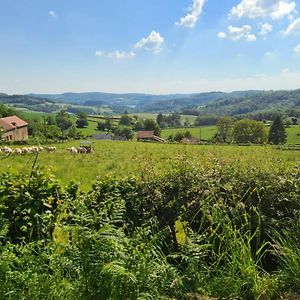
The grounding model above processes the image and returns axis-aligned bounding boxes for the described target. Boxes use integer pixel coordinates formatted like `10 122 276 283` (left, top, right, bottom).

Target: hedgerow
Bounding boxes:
0 163 299 299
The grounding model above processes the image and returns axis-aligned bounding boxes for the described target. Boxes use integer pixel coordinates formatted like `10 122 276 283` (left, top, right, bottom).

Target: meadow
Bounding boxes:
1 140 299 190
0 141 299 299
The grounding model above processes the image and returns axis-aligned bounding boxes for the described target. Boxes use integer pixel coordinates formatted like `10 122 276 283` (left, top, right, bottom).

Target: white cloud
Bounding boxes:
259 23 273 36
285 17 300 35
175 0 206 28
49 11 57 18
218 25 256 42
95 50 135 60
230 0 296 20
294 44 300 52
134 31 164 53
246 34 257 41
218 32 227 38
264 51 274 57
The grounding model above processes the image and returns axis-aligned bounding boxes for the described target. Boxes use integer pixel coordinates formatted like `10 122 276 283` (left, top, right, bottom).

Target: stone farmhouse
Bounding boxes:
0 115 29 142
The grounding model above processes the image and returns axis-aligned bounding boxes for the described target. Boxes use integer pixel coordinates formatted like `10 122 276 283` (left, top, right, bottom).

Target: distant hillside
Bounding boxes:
2 89 300 117
30 92 190 107
199 90 300 117
0 93 58 113
136 91 264 112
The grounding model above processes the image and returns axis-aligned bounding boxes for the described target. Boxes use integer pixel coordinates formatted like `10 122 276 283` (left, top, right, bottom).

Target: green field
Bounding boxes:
161 126 217 140
18 110 55 121
286 125 300 144
1 141 299 190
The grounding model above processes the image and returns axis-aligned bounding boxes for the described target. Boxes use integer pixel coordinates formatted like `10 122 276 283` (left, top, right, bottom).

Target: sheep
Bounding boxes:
45 146 56 152
1 146 13 154
77 147 87 154
22 147 31 154
67 147 78 154
14 148 23 155
30 146 40 153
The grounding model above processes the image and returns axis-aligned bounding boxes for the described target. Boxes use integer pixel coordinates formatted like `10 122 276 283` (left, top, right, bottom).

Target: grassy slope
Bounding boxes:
1 141 299 191
16 111 300 143
161 126 217 140
286 126 300 144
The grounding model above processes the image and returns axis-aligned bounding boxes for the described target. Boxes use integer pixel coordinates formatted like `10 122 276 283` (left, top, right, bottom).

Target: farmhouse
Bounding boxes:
136 131 165 143
0 115 29 142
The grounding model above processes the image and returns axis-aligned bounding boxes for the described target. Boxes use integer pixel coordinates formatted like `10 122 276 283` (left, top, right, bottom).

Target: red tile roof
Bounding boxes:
0 115 28 131
136 131 154 138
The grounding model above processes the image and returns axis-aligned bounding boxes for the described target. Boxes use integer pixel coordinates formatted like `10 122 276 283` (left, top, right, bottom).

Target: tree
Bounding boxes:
134 120 144 131
76 111 88 128
46 115 55 125
0 104 16 118
119 115 132 126
144 119 161 136
76 118 88 128
216 117 234 143
268 116 287 144
55 110 73 139
233 119 267 144
174 132 184 142
156 113 165 127
114 126 134 140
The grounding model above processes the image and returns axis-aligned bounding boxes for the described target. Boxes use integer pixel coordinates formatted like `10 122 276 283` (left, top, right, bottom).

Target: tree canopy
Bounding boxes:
268 116 287 145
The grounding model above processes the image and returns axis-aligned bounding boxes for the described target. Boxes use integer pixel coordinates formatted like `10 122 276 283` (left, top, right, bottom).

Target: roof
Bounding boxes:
136 131 155 139
0 115 28 131
80 141 92 145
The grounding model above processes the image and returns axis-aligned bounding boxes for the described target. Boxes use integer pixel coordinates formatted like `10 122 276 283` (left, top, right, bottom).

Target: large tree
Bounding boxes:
76 111 88 128
55 110 73 139
144 119 161 136
233 119 267 144
216 117 234 143
268 116 287 145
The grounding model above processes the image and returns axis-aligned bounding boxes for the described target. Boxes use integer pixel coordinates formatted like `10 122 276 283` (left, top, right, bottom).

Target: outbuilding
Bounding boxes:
0 115 28 142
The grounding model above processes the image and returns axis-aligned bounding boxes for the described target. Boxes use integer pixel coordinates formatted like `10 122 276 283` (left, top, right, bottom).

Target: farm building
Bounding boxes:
136 131 165 143
0 115 28 142
92 133 113 140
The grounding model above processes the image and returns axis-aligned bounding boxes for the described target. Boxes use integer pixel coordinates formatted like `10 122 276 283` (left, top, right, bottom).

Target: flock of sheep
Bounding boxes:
0 145 92 155
0 146 57 155
66 146 93 154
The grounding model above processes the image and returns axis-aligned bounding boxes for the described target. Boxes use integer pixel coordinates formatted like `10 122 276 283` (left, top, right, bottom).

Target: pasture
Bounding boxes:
1 140 299 190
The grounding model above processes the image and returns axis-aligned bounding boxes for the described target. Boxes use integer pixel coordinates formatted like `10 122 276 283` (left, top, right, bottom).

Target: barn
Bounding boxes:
136 131 165 143
0 115 29 142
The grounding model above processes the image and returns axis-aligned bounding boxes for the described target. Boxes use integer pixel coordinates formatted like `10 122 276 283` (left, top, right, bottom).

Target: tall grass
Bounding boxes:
0 157 299 299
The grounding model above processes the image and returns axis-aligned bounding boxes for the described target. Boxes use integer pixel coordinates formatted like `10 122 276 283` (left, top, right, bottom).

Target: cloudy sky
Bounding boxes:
1 0 300 94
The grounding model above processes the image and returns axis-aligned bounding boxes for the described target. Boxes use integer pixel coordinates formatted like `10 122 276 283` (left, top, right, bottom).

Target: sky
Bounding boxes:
1 0 300 94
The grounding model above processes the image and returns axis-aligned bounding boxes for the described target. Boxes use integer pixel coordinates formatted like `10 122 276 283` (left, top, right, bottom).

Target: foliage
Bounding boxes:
76 112 89 128
144 119 161 136
233 119 267 144
113 126 134 140
0 157 300 300
156 113 181 128
269 116 287 145
0 104 16 118
56 110 73 136
119 114 132 126
215 117 234 143
194 115 220 126
0 163 299 299
76 118 88 128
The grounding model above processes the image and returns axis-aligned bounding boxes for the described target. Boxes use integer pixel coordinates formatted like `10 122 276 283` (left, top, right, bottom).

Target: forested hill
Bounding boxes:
198 89 300 117
0 93 54 105
30 92 190 107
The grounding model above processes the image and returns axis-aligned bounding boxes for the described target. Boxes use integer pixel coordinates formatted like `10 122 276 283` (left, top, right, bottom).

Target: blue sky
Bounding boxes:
1 0 300 94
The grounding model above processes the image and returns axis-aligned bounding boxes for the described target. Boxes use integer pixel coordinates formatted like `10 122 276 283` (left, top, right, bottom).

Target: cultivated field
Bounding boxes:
1 141 299 190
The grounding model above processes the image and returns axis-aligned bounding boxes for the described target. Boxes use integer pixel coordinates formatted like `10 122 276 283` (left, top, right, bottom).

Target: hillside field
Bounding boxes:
1 141 299 190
